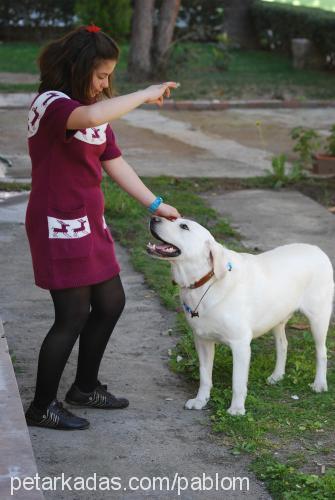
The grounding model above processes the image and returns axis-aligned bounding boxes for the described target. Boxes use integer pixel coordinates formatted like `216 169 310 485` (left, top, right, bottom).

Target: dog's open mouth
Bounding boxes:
146 227 181 258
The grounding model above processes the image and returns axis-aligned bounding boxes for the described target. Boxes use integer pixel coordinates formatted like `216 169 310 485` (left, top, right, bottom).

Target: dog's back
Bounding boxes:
254 243 333 296
238 244 334 336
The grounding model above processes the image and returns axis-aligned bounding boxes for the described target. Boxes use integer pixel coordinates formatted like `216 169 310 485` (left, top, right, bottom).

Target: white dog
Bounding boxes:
147 216 334 416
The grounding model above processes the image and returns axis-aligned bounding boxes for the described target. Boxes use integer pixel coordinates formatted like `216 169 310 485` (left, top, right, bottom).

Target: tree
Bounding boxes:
128 0 181 81
153 0 181 75
222 0 256 48
128 0 155 81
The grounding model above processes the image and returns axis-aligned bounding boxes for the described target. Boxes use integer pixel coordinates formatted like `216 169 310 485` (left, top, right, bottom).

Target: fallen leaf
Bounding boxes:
290 323 309 330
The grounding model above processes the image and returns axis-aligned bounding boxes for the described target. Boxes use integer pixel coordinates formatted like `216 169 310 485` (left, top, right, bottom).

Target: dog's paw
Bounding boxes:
227 405 245 416
184 398 208 410
267 373 284 385
309 381 328 393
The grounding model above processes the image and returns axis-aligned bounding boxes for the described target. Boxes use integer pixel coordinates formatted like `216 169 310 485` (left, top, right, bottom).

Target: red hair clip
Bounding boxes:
86 23 101 33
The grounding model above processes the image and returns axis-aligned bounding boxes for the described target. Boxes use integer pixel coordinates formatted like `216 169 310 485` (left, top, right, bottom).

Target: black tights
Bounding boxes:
33 275 125 411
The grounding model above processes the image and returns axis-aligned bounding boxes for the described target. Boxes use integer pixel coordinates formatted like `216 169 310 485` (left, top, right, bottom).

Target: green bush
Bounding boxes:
0 0 76 28
251 0 335 58
74 0 132 42
176 0 225 41
212 33 232 71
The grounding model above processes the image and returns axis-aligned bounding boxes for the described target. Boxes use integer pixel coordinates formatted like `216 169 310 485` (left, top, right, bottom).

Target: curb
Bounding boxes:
0 319 44 500
150 99 335 110
0 93 335 110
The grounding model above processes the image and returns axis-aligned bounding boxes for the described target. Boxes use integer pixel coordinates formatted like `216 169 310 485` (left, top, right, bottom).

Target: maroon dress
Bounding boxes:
26 90 122 290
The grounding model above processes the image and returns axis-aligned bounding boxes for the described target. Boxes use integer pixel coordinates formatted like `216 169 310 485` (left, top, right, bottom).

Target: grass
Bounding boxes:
0 83 37 92
171 313 335 446
0 42 40 73
0 41 334 99
9 350 24 375
252 455 335 499
0 181 31 191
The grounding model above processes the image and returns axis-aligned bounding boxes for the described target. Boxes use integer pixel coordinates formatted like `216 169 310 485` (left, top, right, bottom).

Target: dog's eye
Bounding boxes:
179 223 189 230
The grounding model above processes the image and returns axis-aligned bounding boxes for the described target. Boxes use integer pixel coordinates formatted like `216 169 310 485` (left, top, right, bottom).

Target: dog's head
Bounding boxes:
146 217 228 280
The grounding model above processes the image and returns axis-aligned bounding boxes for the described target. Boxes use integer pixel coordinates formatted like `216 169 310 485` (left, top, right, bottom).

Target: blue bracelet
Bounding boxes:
148 196 163 214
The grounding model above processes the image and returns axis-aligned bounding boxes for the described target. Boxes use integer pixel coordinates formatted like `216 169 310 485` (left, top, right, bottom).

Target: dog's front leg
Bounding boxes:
228 339 251 416
185 336 215 410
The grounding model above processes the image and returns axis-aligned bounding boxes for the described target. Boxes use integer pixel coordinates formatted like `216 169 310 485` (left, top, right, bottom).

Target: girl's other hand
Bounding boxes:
155 202 181 220
143 82 179 107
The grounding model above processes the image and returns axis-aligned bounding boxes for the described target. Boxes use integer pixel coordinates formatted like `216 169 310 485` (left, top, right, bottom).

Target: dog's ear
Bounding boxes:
207 239 226 279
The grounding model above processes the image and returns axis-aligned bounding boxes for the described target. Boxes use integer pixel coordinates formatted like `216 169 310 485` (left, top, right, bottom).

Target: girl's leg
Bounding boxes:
74 275 126 392
33 286 91 411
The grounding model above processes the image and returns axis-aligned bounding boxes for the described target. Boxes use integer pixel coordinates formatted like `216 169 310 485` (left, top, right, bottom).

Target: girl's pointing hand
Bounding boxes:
143 82 179 106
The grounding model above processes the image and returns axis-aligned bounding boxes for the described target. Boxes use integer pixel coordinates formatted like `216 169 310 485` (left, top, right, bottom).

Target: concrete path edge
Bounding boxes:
0 93 334 109
0 318 44 500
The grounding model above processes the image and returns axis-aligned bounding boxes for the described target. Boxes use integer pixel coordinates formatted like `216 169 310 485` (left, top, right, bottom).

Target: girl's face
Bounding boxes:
90 59 117 99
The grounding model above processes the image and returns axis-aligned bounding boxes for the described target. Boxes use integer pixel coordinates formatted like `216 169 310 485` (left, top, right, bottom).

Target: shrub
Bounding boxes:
212 33 232 71
176 0 225 41
326 125 335 156
0 0 76 28
290 127 321 169
251 0 335 60
74 0 132 42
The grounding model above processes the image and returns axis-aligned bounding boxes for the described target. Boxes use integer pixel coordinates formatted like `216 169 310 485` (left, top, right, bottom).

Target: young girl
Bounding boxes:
25 24 180 430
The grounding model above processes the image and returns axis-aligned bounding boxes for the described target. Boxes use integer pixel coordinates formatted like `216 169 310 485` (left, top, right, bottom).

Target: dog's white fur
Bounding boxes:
148 217 334 415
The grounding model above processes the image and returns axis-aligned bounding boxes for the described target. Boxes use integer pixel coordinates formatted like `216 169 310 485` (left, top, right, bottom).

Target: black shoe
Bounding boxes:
25 399 90 430
65 382 129 409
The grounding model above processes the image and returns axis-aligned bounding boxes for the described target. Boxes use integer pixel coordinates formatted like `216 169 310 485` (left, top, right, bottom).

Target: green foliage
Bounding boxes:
0 181 31 192
1 42 335 100
267 154 306 188
259 28 283 51
326 125 335 157
212 33 232 71
172 308 335 494
74 0 132 42
251 0 335 59
177 0 225 41
0 0 76 28
270 154 288 186
261 0 335 11
252 455 335 499
290 126 321 168
109 44 335 100
290 124 335 160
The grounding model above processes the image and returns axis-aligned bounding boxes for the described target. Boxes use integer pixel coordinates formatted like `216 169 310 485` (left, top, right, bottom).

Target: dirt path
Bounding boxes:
0 198 269 499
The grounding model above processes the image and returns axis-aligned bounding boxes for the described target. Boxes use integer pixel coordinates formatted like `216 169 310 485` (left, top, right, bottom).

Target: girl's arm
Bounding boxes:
67 82 177 130
101 156 181 219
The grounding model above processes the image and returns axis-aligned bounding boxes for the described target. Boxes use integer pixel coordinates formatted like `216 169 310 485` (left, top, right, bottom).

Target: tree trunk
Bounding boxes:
152 0 181 77
223 0 257 49
128 0 155 81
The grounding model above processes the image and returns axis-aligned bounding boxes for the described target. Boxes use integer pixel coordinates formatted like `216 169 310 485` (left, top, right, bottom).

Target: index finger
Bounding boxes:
163 81 180 89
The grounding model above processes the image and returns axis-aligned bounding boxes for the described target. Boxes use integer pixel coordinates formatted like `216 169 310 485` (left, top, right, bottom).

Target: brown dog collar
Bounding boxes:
172 269 215 289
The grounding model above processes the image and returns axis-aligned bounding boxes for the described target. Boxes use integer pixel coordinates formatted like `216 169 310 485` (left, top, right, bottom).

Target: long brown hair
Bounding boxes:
38 26 119 104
